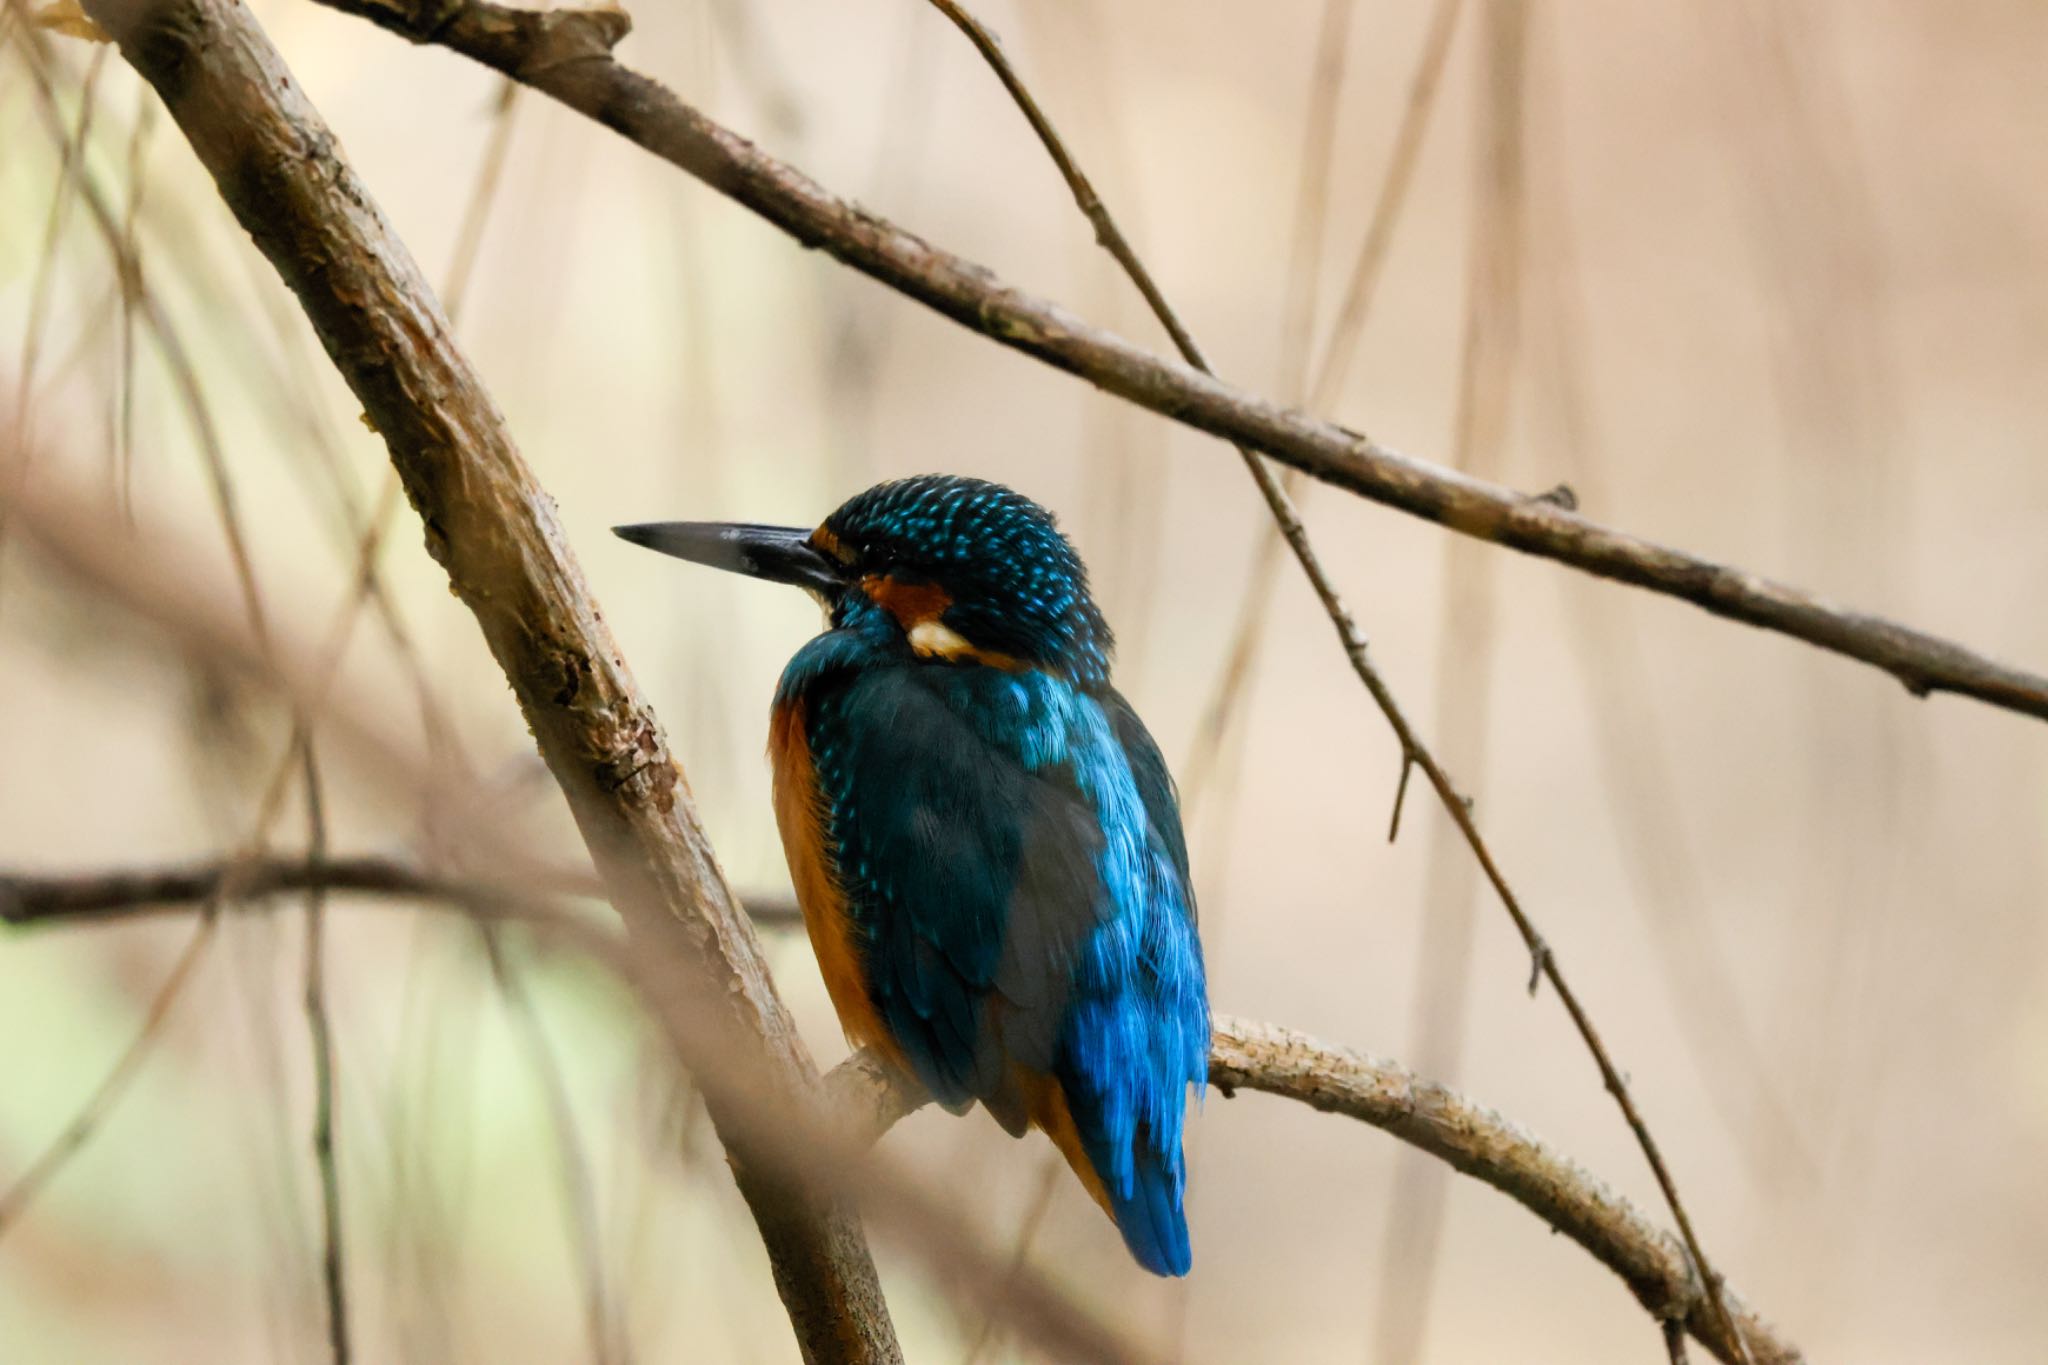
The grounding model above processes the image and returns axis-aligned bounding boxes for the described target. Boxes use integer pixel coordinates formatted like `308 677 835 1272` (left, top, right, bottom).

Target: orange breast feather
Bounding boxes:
768 698 902 1068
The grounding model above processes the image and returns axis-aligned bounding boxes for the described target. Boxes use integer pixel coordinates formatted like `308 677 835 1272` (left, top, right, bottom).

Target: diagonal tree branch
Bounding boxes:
913 3 1751 1359
71 1 899 1360
1 452 1160 1365
0 858 1803 1365
300 0 2048 725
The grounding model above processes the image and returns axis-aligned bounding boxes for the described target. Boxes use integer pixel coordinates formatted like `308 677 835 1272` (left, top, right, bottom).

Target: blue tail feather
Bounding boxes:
1113 1144 1191 1277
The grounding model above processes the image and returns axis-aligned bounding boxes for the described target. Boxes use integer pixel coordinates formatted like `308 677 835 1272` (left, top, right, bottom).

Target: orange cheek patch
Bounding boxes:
863 572 1027 670
862 572 953 627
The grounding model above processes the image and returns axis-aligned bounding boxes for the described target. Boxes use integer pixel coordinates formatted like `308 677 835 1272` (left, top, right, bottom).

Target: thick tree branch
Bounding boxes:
0 858 1801 1365
1 456 1154 1365
72 1 899 1359
303 0 2048 724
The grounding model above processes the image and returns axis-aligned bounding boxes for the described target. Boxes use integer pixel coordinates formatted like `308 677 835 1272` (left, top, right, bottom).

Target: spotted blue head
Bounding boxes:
615 475 1114 686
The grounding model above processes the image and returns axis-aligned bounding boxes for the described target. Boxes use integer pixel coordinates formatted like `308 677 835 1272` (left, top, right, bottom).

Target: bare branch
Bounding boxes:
73 0 900 1357
303 0 2048 724
0 858 1803 1364
0 853 801 930
804 1006 1806 1365
1207 1020 1796 1365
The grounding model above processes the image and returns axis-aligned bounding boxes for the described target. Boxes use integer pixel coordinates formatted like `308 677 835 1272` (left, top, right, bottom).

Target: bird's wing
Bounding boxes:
802 663 1207 1273
803 663 1118 1118
1100 686 1195 905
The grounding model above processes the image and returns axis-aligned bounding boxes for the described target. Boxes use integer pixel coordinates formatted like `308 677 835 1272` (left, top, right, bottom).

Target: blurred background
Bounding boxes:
3 0 2046 1360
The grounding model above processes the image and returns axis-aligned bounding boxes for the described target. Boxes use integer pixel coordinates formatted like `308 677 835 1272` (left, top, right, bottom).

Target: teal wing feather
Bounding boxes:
788 639 1207 1274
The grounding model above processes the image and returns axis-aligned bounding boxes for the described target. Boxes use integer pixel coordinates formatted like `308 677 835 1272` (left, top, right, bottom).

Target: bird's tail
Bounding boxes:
1026 1072 1191 1277
1094 1135 1190 1277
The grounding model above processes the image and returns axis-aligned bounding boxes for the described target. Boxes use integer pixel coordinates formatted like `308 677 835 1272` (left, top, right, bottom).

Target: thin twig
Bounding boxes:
1171 9 1359 1349
1526 25 1814 1184
280 60 525 796
1176 0 1357 871
5 25 320 1274
8 39 105 442
0 917 216 1237
1275 0 1357 406
1 31 106 572
1370 6 1526 1360
299 739 352 1365
307 0 2048 725
12 22 274 648
482 930 625 1365
916 4 1754 1360
1309 0 1469 412
442 77 522 329
114 93 151 520
958 1156 1063 1365
1182 0 1464 802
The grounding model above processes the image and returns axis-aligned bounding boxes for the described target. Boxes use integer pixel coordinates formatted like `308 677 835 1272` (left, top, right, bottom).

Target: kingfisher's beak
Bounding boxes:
612 521 846 598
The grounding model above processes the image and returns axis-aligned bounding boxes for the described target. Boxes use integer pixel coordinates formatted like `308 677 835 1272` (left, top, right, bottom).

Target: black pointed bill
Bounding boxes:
612 521 845 598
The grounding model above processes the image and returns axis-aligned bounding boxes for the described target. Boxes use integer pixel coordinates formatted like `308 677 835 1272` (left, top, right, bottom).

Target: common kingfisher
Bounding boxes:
616 475 1209 1276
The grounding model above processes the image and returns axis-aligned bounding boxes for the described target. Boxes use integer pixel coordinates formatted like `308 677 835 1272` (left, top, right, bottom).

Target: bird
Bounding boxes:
615 474 1209 1276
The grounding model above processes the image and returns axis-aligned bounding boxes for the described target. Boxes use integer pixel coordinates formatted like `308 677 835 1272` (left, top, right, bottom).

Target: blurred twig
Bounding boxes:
113 91 150 517
11 20 273 646
0 916 216 1237
298 739 352 1365
481 928 628 1365
1525 20 1815 1184
8 40 105 446
0 853 802 930
297 0 2048 723
957 1156 1063 1365
1372 5 1525 1359
74 0 903 1357
0 856 1804 1365
1183 0 1463 804
915 2 1750 1359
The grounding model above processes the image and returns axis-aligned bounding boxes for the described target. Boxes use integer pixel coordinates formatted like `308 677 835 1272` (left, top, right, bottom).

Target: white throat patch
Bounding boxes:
907 619 975 660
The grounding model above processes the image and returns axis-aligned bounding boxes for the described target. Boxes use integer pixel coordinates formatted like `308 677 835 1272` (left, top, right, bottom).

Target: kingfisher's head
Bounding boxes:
616 475 1113 685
